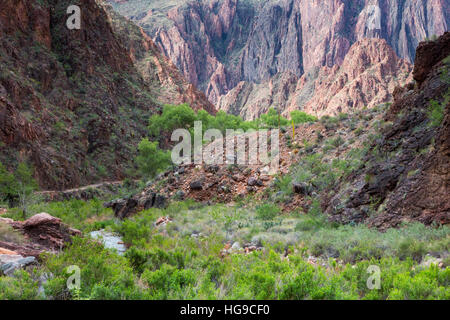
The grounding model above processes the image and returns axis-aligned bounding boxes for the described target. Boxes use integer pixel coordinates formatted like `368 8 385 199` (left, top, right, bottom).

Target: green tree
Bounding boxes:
290 110 318 124
15 162 39 219
136 138 170 179
148 104 197 136
261 108 289 128
0 162 16 204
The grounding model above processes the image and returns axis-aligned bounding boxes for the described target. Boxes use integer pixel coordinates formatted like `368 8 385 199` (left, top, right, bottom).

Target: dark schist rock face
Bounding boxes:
324 32 450 230
413 32 450 87
104 192 167 219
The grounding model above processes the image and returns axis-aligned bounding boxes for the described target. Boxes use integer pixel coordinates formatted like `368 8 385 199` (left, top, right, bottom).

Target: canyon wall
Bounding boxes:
109 0 448 118
0 0 213 189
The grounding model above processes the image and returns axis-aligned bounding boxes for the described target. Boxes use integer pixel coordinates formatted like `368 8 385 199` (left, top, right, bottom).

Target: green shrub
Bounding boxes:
136 138 171 178
42 237 142 300
427 99 445 127
290 110 318 124
260 108 289 128
141 264 196 299
0 270 41 300
0 161 38 217
256 203 280 220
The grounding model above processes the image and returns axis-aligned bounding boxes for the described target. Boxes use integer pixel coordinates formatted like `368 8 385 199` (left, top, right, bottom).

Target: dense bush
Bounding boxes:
136 138 171 178
256 203 281 220
290 110 318 124
260 108 289 127
0 270 41 300
42 237 144 300
0 162 38 217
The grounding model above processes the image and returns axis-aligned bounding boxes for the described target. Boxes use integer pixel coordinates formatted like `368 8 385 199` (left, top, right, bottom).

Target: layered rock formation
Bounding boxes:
109 0 449 115
287 38 413 117
104 4 216 113
0 213 81 259
0 0 213 189
219 38 413 119
324 32 450 229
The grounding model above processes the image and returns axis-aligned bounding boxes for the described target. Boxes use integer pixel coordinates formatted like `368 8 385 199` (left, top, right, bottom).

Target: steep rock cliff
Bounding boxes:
109 0 449 112
0 0 213 189
218 38 412 119
324 32 450 229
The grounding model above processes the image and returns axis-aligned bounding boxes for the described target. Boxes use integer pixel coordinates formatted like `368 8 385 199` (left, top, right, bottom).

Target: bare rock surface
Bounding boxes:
324 33 450 229
109 0 448 116
0 213 81 258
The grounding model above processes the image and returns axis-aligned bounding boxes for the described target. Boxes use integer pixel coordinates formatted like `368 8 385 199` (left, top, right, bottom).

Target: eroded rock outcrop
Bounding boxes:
324 32 450 230
0 213 81 258
219 38 413 119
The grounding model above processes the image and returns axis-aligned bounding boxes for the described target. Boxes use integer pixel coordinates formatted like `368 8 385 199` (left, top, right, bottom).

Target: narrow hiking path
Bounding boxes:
36 180 132 196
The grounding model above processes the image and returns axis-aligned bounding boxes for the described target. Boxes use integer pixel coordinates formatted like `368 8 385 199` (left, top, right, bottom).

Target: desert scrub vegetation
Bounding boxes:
427 55 450 127
0 199 449 300
0 221 24 243
4 199 115 232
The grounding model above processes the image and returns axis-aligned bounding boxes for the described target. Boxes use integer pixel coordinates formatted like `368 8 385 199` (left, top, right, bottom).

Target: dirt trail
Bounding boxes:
36 180 126 195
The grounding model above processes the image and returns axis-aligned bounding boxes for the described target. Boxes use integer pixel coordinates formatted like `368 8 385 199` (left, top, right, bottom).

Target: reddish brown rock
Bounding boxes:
291 38 413 117
0 0 215 190
0 247 17 255
413 32 450 87
325 33 450 230
2 213 81 258
110 0 449 110
219 39 413 119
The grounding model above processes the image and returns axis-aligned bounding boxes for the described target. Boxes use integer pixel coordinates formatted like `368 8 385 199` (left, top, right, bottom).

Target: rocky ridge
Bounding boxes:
0 0 213 190
324 32 450 229
218 38 413 119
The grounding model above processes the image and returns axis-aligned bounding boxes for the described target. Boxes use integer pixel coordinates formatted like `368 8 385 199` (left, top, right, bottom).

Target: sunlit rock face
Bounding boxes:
109 0 449 116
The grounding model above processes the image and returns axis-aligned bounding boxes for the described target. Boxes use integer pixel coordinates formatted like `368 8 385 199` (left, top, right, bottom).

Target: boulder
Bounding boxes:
0 247 18 255
105 197 138 219
23 213 61 228
292 182 310 195
174 190 185 200
247 177 258 186
1 213 81 256
190 180 203 190
0 255 36 276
